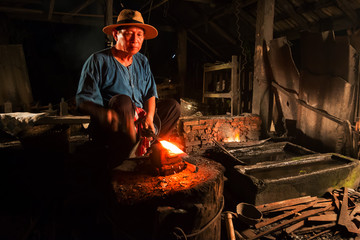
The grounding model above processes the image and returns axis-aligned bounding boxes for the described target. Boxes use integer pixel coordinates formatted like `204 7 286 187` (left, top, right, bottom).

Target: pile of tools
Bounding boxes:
224 187 360 239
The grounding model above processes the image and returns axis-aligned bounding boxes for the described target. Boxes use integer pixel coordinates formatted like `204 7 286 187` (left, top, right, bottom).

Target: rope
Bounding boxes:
171 195 225 239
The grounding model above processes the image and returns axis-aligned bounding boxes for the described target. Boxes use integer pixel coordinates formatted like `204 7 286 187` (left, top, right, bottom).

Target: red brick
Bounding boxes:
192 125 207 130
184 140 201 146
183 120 199 126
183 125 191 133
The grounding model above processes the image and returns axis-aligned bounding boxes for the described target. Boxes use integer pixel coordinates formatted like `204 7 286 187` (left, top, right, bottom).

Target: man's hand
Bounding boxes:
143 114 155 134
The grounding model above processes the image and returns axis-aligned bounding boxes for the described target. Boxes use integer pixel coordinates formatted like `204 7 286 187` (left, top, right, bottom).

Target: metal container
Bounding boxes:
224 141 316 165
229 153 360 205
206 141 316 168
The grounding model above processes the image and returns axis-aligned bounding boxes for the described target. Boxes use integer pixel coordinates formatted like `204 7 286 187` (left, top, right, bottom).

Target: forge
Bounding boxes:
109 140 225 240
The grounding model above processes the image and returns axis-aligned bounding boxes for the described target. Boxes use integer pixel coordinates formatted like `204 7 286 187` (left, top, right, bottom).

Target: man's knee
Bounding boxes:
109 94 133 114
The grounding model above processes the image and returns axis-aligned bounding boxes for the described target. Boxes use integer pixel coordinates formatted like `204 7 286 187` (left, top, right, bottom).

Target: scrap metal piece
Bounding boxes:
267 37 300 121
255 201 316 229
250 204 332 239
299 70 354 121
256 195 316 213
338 187 360 234
150 142 187 176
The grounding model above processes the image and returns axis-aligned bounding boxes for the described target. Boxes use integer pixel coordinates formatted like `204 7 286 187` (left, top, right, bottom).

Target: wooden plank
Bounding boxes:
251 0 275 134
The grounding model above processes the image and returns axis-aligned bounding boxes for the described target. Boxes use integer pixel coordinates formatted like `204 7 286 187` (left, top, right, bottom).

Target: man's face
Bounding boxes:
116 26 145 55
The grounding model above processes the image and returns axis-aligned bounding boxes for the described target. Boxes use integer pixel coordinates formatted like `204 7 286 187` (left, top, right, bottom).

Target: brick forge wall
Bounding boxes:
178 114 262 154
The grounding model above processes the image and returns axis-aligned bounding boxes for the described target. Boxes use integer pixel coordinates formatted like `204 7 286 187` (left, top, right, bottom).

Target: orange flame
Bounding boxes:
159 140 184 155
224 132 241 142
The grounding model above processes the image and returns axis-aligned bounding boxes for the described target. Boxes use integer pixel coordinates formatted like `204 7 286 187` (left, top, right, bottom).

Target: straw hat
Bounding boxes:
102 9 158 40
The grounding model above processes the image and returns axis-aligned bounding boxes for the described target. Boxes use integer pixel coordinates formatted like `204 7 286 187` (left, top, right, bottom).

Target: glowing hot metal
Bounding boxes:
159 140 184 155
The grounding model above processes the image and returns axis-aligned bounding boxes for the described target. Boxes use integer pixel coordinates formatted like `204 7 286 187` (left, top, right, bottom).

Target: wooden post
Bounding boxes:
177 27 187 98
252 0 275 136
105 0 113 46
231 55 240 116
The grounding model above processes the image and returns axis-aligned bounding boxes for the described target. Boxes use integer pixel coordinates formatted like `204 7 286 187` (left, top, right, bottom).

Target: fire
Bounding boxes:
159 140 184 155
224 132 241 142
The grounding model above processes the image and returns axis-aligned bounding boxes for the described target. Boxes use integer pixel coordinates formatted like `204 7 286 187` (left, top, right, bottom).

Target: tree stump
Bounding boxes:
108 156 225 240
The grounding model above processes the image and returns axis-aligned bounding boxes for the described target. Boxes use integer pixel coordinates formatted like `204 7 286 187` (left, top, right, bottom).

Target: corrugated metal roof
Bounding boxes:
0 0 359 61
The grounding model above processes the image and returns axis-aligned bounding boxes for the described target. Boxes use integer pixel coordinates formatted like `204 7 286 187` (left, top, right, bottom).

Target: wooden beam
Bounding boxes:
143 0 168 14
188 29 223 60
6 12 103 26
252 0 275 135
68 0 96 16
276 0 309 30
236 7 256 28
1 0 42 4
177 27 187 98
61 0 96 22
209 21 237 45
48 0 55 20
184 0 213 3
190 0 256 30
187 37 216 60
335 0 358 25
0 6 43 14
105 0 113 44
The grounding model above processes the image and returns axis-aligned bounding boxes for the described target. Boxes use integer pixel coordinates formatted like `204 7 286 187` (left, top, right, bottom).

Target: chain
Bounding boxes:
232 0 247 72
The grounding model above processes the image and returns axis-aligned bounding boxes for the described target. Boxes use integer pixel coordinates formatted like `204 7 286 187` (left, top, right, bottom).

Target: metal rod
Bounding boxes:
212 139 246 165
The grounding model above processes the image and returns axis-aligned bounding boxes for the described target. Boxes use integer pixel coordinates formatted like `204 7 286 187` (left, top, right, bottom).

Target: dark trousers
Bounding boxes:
89 95 180 159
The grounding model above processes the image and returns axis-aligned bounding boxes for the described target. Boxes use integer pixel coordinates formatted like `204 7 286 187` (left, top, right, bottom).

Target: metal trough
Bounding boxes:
207 141 316 169
224 141 316 165
229 153 360 205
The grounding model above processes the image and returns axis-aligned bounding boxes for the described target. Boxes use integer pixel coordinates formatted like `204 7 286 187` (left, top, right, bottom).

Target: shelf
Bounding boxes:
203 92 232 98
204 62 232 72
202 55 241 116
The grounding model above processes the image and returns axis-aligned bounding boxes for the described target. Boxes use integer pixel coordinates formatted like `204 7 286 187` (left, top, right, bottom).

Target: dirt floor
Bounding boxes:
1 129 360 240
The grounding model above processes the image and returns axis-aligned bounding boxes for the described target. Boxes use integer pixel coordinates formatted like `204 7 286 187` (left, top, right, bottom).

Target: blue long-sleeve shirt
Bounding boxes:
76 48 158 109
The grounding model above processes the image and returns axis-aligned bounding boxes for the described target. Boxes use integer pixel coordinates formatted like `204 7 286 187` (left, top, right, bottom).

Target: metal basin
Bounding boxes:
224 141 316 165
206 141 316 168
229 153 360 205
